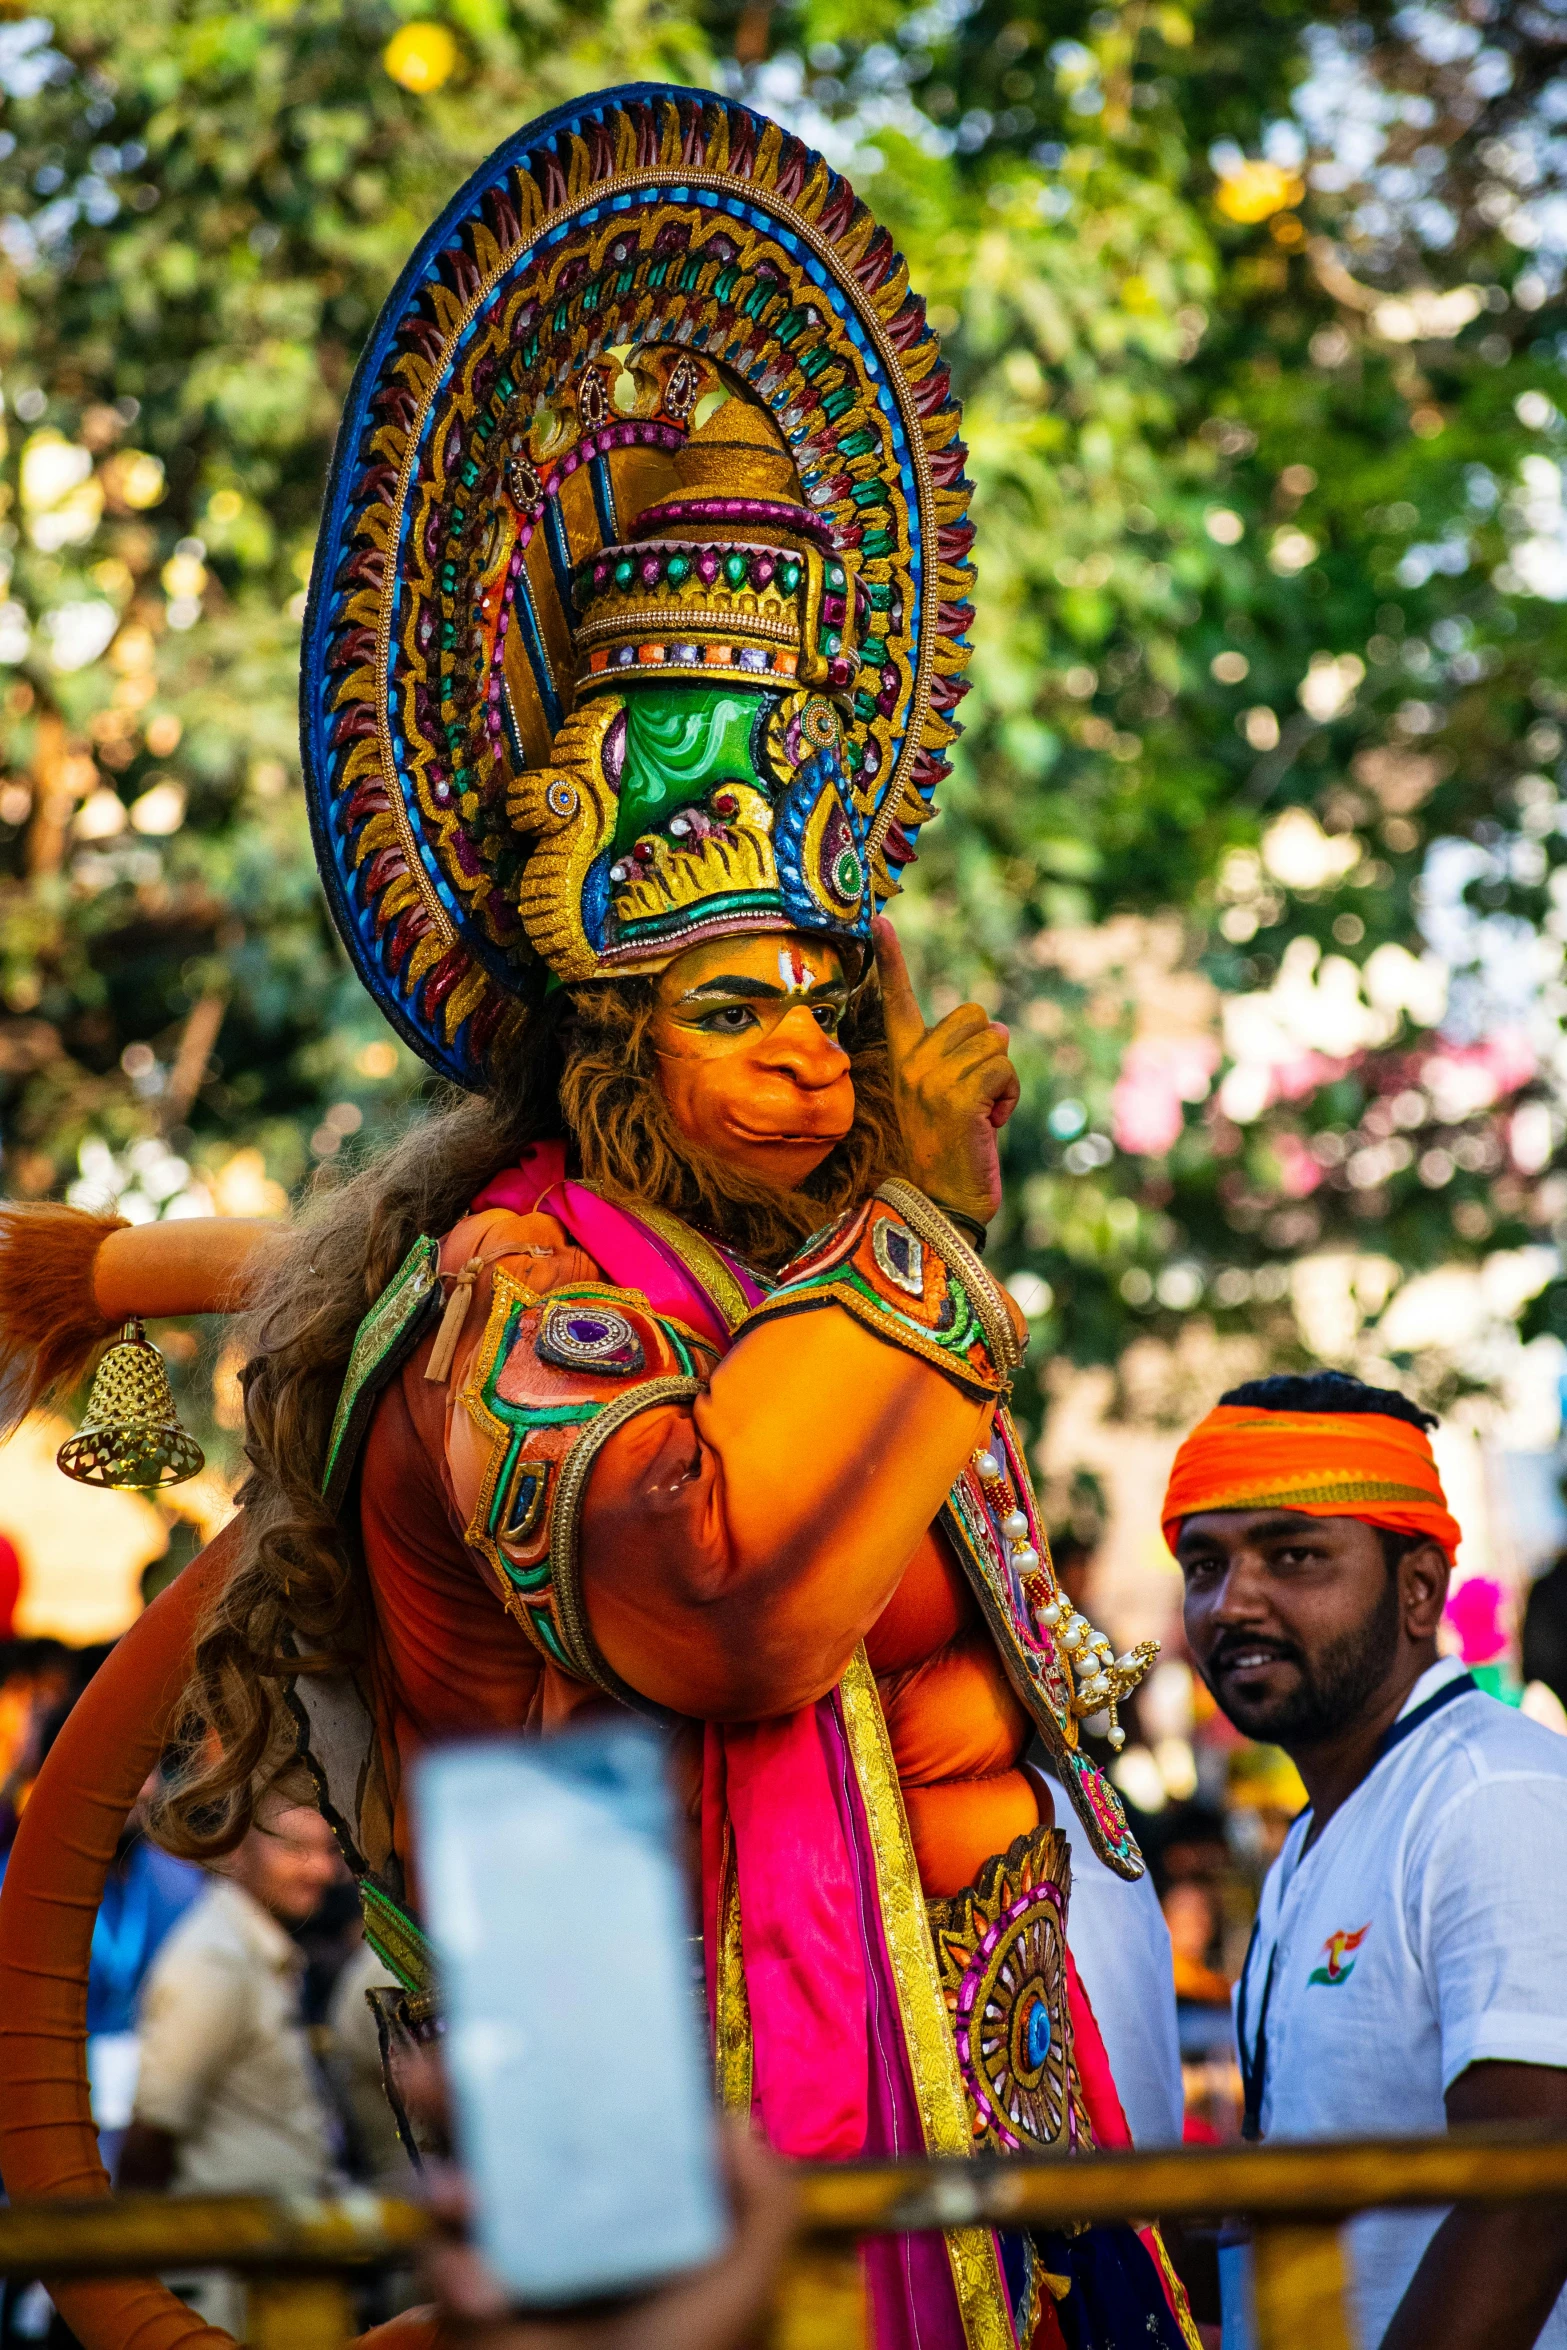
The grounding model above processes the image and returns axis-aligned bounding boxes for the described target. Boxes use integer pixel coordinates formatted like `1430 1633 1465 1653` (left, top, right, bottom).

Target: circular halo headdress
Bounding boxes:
303 83 974 1087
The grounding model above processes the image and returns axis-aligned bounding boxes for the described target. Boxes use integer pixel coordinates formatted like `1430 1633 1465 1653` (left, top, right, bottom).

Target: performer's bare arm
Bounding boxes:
579 1316 994 1718
1377 2060 1567 2350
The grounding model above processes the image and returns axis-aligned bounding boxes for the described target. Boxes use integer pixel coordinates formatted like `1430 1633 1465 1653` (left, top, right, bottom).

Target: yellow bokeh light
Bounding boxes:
383 21 458 93
210 1146 289 1219
1214 160 1306 226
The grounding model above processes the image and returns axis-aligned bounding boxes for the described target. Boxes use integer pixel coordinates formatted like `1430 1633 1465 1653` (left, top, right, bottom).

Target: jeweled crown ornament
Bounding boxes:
303 84 974 1086
510 402 872 976
57 1319 205 1490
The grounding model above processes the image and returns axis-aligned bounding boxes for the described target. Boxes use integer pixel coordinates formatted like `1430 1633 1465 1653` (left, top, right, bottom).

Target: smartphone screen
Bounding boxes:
415 1725 728 2305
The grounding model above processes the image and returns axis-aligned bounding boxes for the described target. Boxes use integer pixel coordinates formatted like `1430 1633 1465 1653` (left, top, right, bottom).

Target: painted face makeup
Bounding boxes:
650 931 856 1189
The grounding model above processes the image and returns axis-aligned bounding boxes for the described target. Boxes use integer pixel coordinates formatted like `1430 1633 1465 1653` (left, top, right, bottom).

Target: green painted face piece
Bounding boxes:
609 685 766 862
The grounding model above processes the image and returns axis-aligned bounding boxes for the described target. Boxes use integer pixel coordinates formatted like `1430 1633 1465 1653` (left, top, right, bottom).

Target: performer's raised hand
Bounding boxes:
874 916 1019 1231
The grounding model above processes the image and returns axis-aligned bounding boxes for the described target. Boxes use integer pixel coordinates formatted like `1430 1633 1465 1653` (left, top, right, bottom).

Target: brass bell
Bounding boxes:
57 1318 205 1490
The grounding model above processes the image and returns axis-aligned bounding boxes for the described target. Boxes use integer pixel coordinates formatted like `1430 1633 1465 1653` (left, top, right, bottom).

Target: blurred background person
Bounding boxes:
117 1801 344 2337
81 1768 203 2176
1037 1513 1184 2155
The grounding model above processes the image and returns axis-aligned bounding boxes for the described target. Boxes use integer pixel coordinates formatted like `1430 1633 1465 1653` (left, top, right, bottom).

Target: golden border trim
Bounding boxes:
548 1373 702 1701
837 1647 1017 2350
585 1189 756 1335
1186 1476 1441 1511
456 1265 546 1606
715 1826 755 2117
876 1181 1024 1381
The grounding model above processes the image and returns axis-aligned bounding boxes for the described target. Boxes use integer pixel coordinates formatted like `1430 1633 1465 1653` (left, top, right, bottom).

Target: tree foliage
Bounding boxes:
2 0 1566 1463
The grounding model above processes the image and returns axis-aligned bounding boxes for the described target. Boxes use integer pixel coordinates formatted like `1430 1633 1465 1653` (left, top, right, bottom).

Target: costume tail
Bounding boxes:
0 1202 124 1439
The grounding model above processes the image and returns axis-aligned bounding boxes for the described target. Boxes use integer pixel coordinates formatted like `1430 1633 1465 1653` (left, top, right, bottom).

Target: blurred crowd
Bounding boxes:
5 1509 1567 2343
0 1619 405 2347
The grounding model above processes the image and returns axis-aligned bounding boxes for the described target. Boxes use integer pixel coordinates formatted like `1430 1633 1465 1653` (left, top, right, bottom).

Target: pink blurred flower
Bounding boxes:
1270 1130 1322 1197
1111 1038 1221 1157
1445 1574 1509 1666
1267 1050 1351 1105
1421 1030 1536 1122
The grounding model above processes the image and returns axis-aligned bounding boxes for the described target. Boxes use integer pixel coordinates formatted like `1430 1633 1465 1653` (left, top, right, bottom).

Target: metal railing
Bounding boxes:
5 2130 1567 2348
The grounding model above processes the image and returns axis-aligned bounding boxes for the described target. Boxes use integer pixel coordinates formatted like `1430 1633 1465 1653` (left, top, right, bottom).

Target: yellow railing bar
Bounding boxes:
0 2191 430 2277
4 2133 1567 2349
793 2125 1567 2231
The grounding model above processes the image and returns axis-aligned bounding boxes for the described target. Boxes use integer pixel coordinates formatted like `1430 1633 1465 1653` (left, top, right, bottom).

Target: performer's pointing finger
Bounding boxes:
871 914 928 1057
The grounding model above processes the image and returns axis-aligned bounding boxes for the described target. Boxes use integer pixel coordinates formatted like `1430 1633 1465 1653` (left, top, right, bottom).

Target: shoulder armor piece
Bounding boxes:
457 1267 716 1691
748 1180 1022 1401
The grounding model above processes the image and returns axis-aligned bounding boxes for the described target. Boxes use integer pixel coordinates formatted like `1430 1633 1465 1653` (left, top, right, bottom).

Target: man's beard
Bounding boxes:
1205 1572 1403 1748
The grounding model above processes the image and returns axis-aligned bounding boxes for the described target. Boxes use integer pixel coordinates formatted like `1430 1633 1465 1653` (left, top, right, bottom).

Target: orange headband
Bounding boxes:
1162 1404 1462 1561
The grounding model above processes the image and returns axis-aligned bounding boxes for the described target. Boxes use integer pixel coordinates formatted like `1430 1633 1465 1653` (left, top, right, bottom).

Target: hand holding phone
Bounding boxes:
415 1726 729 2308
418 2114 795 2350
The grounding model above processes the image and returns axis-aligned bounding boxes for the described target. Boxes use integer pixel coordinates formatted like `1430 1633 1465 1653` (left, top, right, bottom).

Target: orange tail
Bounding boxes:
0 1202 124 1439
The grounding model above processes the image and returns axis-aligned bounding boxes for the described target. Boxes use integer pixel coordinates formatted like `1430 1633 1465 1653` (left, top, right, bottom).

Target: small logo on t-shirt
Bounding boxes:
1307 1924 1369 1987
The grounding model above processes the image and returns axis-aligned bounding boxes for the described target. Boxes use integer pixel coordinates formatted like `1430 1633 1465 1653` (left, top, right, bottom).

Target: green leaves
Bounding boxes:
0 0 710 1248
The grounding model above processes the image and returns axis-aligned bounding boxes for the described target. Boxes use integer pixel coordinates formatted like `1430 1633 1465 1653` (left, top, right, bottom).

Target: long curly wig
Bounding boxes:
151 973 904 1858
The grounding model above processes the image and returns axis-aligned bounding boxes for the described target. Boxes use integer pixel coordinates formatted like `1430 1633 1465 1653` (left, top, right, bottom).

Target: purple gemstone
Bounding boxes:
697 549 720 585
568 1316 609 1344
737 645 768 673
750 553 776 590
640 553 662 589
593 560 611 591
671 643 699 664
822 593 846 625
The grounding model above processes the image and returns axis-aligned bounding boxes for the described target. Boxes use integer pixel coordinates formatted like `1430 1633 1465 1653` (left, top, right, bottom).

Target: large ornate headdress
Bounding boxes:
303 84 973 1086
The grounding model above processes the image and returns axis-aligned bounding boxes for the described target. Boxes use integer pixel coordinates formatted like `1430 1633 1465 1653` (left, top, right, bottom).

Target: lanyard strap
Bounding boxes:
1236 1924 1277 2142
1235 1669 1478 2140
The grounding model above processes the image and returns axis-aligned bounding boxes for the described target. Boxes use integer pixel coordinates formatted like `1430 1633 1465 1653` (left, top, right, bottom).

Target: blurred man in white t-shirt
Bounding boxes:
1166 1370 1567 2350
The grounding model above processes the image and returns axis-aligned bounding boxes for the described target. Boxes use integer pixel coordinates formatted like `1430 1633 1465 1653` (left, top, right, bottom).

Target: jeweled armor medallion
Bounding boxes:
535 1301 647 1377
928 1824 1090 2156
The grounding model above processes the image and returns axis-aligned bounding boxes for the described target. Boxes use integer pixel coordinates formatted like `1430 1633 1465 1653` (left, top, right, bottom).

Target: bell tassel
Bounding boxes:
424 1257 482 1386
56 1318 205 1490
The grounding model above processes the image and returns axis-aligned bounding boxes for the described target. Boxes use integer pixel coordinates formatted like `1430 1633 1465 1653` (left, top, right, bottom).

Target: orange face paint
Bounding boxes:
651 931 855 1190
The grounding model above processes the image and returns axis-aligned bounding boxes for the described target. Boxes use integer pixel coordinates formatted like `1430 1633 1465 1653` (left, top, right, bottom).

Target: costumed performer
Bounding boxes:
0 85 1195 2350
